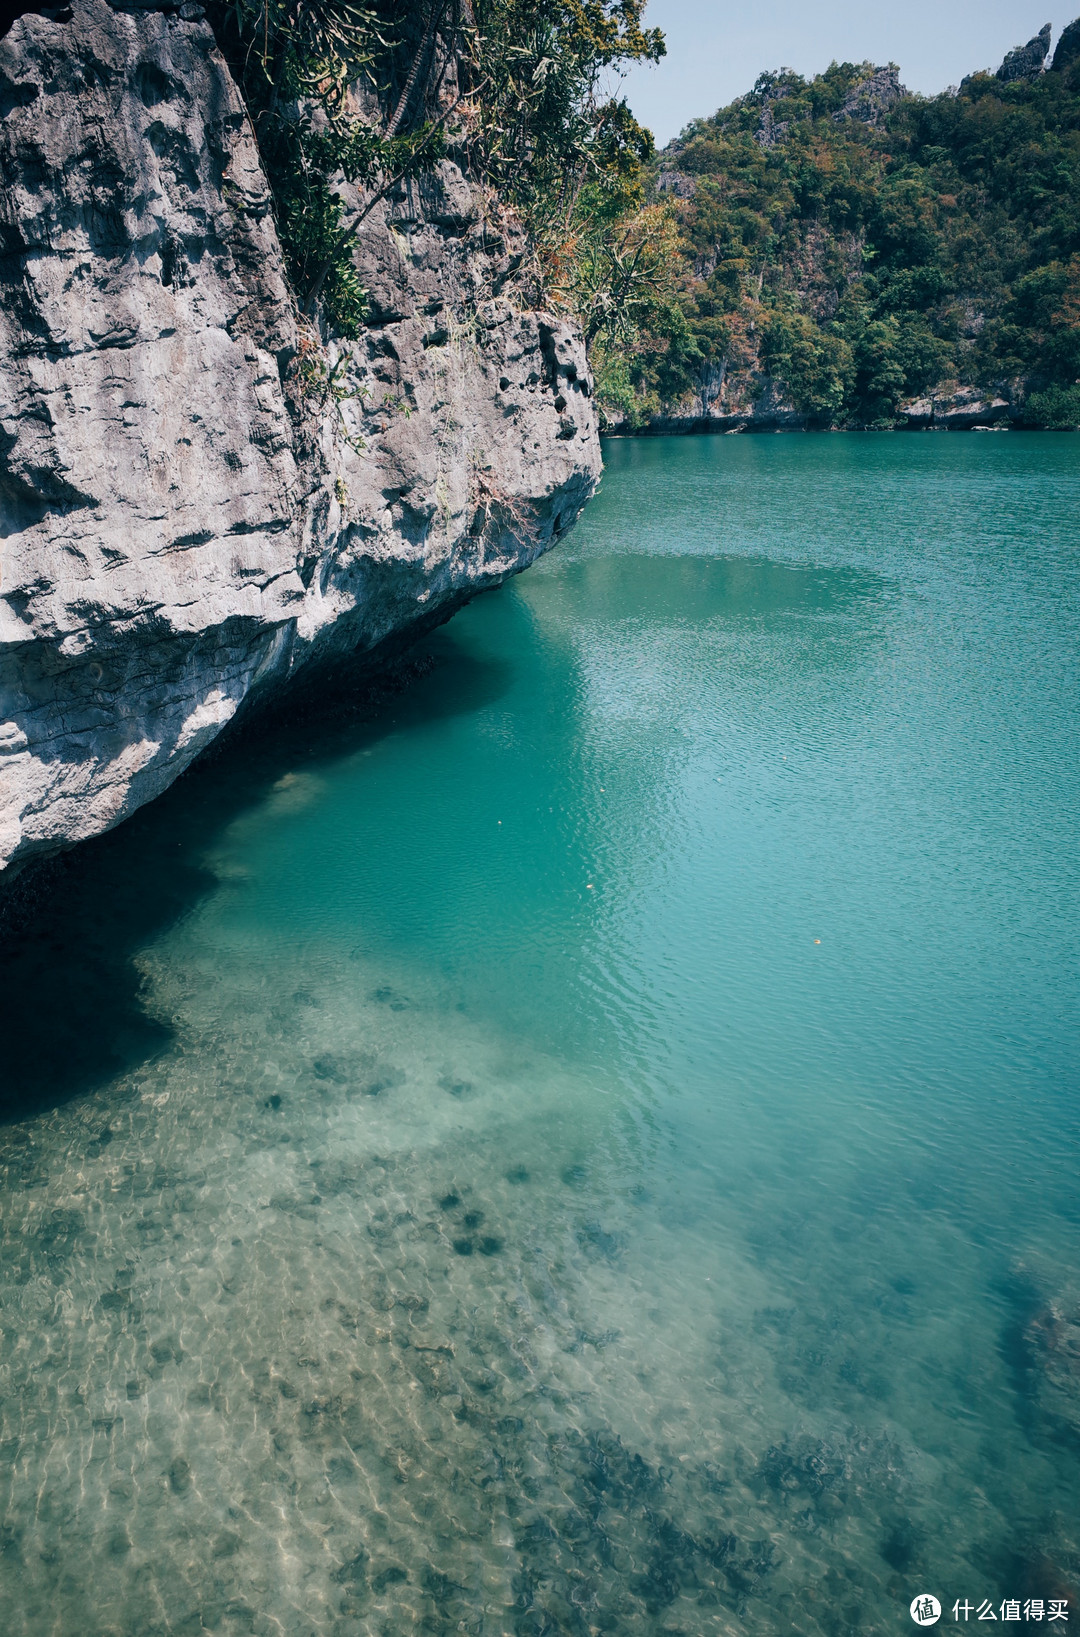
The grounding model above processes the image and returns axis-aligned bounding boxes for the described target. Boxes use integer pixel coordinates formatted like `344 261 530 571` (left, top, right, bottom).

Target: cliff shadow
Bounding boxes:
0 631 514 1121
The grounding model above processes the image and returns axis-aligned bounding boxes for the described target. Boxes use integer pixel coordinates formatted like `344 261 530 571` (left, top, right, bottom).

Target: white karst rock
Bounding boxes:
0 0 600 880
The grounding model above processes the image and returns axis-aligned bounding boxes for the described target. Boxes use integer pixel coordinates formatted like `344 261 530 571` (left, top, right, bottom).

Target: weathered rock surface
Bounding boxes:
1053 17 1080 71
0 0 600 878
997 23 1052 82
833 64 907 126
899 384 1014 430
655 169 697 200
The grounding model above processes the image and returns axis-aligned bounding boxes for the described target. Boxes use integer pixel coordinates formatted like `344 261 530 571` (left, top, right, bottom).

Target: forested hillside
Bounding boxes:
598 20 1080 430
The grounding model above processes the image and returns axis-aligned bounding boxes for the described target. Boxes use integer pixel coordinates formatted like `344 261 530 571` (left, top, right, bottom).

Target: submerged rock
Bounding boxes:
1024 1290 1080 1445
0 0 600 882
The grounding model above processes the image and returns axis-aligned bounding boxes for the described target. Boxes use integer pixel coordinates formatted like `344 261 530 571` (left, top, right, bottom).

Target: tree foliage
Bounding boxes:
612 40 1080 427
207 0 667 340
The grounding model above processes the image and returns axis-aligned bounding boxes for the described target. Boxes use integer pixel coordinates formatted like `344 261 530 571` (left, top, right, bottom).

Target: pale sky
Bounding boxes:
619 1 1079 146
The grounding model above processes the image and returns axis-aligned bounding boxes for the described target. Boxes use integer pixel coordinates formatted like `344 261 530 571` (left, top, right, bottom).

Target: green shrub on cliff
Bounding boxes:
209 0 667 340
760 310 854 421
1016 383 1080 427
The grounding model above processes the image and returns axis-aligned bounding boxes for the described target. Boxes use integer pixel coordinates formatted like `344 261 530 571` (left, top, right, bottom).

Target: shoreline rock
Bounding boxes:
601 381 1029 437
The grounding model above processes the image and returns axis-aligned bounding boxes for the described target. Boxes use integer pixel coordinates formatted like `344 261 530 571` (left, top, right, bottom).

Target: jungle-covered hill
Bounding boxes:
598 19 1080 430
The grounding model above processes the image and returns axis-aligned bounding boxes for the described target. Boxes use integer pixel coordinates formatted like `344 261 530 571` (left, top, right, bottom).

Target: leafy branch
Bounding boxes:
208 0 671 359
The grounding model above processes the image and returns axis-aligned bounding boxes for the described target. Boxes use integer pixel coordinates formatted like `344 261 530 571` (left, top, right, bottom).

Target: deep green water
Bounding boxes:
2 433 1079 1637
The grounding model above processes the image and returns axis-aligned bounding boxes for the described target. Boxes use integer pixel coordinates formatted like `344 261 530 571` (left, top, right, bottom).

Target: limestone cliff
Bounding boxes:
0 0 600 878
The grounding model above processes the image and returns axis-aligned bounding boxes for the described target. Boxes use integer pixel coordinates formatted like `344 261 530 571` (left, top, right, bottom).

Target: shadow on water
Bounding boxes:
0 633 513 1122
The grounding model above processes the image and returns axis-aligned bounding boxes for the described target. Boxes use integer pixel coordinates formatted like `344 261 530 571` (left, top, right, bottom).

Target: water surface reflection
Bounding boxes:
1 433 1078 1637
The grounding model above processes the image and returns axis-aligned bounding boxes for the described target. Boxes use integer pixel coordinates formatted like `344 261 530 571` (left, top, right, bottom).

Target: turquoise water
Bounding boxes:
2 433 1079 1637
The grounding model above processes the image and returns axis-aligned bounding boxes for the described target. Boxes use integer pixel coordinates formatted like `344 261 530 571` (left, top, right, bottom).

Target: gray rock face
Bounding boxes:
656 170 696 199
833 65 907 126
996 23 1052 82
899 384 1013 430
1051 17 1080 73
753 98 791 151
0 0 600 880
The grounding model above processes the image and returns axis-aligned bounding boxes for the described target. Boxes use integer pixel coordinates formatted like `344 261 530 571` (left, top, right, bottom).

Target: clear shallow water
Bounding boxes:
2 433 1079 1637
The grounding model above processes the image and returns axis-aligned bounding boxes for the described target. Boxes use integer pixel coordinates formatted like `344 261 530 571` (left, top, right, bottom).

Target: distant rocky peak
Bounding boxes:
1051 16 1080 71
833 64 907 126
748 69 800 149
996 22 1052 81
